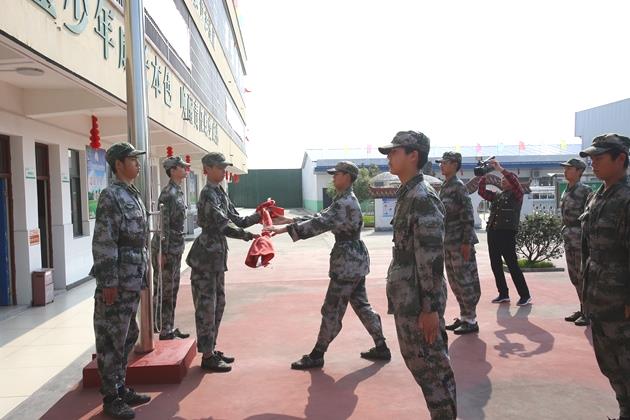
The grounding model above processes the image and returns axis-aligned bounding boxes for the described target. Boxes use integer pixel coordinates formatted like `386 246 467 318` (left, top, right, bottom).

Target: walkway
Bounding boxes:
0 210 617 419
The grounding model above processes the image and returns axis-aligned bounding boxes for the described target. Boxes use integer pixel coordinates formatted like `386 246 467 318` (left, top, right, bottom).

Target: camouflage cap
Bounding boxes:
560 158 586 170
435 151 462 164
163 156 190 170
579 133 630 158
106 142 145 167
201 152 232 167
326 161 359 177
378 131 430 154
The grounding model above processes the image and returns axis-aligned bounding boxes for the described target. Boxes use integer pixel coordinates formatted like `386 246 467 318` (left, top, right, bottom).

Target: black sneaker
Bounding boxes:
454 322 479 335
516 297 532 306
291 354 324 370
201 354 232 372
173 328 190 339
215 350 235 364
158 331 174 340
103 397 135 419
574 315 590 326
360 346 391 361
491 296 510 303
119 387 150 406
564 311 582 322
445 318 462 331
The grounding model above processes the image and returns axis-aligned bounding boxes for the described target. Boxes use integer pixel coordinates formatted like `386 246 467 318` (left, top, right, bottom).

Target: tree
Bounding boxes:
326 165 380 202
515 212 564 264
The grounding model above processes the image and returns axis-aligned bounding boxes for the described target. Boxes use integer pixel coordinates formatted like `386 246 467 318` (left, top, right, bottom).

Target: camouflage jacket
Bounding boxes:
560 182 590 247
387 173 447 316
91 180 148 291
580 177 630 320
151 180 187 256
438 175 478 248
186 181 260 272
287 187 369 279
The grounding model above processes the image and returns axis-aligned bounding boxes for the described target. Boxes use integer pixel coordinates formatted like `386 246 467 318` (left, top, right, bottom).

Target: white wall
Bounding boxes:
0 110 95 303
301 155 319 211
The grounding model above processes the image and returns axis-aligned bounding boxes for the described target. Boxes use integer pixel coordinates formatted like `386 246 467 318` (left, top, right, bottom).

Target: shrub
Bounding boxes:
517 259 554 269
515 212 564 264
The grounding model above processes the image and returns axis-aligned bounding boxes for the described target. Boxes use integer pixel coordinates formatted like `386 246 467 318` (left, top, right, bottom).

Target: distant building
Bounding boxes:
301 142 596 229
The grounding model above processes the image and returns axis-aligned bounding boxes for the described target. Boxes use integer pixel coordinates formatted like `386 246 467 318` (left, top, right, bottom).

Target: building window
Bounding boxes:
68 149 83 237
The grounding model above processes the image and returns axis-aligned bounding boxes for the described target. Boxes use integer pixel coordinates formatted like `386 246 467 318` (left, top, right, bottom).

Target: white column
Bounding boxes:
49 144 72 290
10 135 41 305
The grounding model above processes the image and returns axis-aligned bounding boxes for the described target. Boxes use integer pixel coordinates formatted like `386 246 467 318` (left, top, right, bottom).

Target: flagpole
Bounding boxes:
124 0 154 353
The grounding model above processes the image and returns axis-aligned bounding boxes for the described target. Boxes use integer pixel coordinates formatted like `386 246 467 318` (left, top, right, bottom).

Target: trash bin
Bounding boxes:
32 268 54 306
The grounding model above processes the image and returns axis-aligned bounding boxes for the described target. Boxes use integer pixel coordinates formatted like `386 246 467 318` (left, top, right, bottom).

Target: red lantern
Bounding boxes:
89 115 101 149
166 146 173 157
233 174 240 184
185 155 191 173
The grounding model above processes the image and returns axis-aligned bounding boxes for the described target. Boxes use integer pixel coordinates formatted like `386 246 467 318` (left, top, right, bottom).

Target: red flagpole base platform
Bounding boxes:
82 338 197 388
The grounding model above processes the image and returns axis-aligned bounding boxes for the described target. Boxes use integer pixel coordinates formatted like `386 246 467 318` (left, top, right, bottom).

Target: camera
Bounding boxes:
473 156 496 177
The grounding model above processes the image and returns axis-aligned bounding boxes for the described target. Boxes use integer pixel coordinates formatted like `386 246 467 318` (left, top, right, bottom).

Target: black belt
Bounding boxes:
335 233 360 242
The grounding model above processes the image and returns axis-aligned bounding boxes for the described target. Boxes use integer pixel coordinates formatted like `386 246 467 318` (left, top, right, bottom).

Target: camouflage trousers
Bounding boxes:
563 242 583 305
393 313 457 420
152 250 183 332
444 246 481 321
190 270 225 354
314 276 386 352
591 318 630 417
93 288 140 397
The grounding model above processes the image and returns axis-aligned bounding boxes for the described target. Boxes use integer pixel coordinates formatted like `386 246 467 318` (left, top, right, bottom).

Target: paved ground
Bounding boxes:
2 209 619 419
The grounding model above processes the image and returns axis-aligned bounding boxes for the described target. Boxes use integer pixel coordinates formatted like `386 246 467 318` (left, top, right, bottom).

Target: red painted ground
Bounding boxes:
41 229 618 420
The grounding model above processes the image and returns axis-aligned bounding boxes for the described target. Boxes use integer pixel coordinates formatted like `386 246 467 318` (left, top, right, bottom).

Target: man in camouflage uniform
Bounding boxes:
265 161 390 370
579 133 630 420
151 156 191 340
92 142 151 419
186 152 260 372
559 158 591 326
436 152 481 335
379 132 456 420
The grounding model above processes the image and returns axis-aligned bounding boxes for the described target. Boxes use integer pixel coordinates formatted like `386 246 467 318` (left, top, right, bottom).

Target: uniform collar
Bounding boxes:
334 187 353 201
442 175 458 187
597 176 628 198
397 173 424 199
113 179 141 196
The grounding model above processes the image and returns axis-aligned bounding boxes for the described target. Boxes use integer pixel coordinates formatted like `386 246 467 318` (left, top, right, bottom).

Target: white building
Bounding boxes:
0 1 249 306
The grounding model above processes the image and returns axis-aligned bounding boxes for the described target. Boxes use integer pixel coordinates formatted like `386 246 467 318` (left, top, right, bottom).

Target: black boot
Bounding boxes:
201 354 232 372
360 345 391 361
103 395 134 419
118 386 151 406
291 354 324 370
215 350 235 363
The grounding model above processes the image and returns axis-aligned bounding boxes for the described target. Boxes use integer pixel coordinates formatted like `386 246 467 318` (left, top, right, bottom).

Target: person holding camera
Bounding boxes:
477 159 532 306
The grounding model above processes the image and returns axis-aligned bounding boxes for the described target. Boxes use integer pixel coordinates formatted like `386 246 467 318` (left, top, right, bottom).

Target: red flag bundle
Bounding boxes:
245 199 284 268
